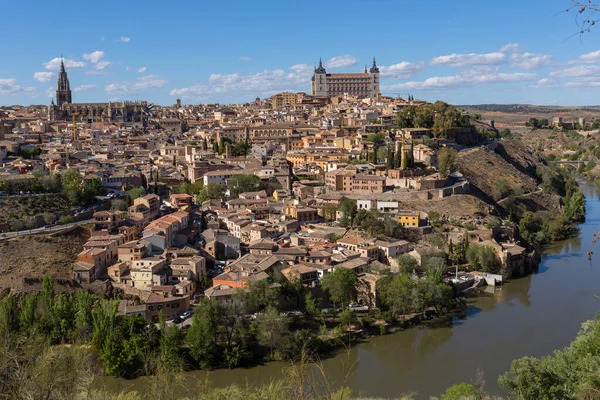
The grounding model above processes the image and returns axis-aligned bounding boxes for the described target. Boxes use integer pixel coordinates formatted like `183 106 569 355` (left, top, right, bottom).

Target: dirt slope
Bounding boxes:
0 228 88 295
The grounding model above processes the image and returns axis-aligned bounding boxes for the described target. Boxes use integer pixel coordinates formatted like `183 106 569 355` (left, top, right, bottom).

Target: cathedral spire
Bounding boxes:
370 57 379 73
56 54 72 108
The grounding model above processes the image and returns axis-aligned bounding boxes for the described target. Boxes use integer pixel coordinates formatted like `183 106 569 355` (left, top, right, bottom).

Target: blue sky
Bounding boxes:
1 0 600 106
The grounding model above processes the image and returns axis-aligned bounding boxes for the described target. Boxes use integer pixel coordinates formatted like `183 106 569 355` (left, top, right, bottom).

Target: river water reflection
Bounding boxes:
103 183 600 399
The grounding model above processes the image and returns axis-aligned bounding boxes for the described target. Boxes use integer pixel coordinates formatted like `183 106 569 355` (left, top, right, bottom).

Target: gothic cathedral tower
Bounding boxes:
56 58 72 108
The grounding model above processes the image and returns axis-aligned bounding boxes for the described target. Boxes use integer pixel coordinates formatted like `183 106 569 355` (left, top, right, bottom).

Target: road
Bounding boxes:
0 219 93 240
497 185 543 205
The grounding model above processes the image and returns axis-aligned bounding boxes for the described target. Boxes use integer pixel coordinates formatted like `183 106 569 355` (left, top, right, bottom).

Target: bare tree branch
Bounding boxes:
563 1 600 41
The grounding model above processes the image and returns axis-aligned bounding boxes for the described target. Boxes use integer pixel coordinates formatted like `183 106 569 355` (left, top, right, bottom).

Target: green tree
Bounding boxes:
321 268 357 309
60 169 83 205
158 315 184 373
563 190 586 223
439 382 481 400
235 279 279 314
81 177 104 205
338 309 359 331
0 293 19 335
466 244 502 273
428 211 441 227
255 306 289 359
228 174 262 197
396 254 418 274
365 133 385 143
197 183 225 203
19 293 38 333
186 299 220 368
304 293 321 320
58 215 73 224
127 187 146 201
322 204 338 222
378 273 414 317
232 141 251 157
386 144 395 169
438 147 458 179
339 199 357 227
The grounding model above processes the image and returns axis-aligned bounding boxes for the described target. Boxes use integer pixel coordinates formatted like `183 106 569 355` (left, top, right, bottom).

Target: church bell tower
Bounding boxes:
56 58 72 108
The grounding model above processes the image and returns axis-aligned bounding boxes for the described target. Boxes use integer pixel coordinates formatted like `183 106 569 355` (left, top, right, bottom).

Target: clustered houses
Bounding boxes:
1 75 537 323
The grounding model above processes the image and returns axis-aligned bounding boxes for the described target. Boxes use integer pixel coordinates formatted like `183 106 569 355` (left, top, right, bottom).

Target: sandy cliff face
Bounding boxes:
457 139 561 216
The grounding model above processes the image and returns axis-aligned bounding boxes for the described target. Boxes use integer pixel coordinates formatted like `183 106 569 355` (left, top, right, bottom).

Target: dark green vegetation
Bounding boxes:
338 199 404 239
377 264 456 319
213 138 252 157
395 101 472 134
498 316 600 400
395 101 489 144
175 180 226 203
4 273 599 399
0 195 70 227
0 169 103 207
177 173 278 201
0 267 460 383
516 171 585 246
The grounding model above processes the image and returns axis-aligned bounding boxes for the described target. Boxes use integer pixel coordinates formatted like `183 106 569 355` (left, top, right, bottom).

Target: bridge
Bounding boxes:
548 160 586 168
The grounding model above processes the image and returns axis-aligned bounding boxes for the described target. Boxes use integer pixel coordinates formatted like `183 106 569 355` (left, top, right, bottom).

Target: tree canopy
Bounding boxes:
321 268 358 309
228 174 263 197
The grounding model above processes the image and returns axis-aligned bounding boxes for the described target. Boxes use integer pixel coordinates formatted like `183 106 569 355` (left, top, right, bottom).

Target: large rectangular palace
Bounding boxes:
311 57 380 99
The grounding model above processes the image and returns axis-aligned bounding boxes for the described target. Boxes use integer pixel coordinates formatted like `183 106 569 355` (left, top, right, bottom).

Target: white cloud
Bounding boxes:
33 72 55 82
170 64 313 99
379 61 425 78
569 49 600 64
383 70 536 92
550 65 600 78
325 54 359 69
119 36 130 43
137 66 147 73
430 52 507 67
43 57 86 70
83 51 111 70
105 75 168 96
74 84 97 92
564 79 600 88
0 78 35 95
83 50 105 64
239 56 251 61
510 52 552 69
531 78 554 88
95 61 111 70
500 43 522 53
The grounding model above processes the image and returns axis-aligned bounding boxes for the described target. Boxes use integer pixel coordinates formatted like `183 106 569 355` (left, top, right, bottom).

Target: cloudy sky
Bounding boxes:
1 0 600 106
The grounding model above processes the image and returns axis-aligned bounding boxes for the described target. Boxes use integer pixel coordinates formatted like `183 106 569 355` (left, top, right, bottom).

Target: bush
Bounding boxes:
59 216 73 225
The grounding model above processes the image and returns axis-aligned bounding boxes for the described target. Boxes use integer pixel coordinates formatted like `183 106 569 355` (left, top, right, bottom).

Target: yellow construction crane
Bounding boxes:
71 112 80 142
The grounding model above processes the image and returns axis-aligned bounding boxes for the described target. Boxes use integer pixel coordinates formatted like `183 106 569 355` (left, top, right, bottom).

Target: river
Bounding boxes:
103 183 600 399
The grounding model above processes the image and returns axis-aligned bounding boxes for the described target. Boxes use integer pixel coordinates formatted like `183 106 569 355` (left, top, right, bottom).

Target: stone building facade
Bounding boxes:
312 58 380 99
47 58 152 124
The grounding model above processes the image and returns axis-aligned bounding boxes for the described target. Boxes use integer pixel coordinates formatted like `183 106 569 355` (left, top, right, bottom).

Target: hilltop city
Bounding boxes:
0 55 590 364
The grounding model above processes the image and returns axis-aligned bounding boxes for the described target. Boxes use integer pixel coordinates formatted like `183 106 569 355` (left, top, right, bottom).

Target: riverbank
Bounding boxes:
98 181 600 399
